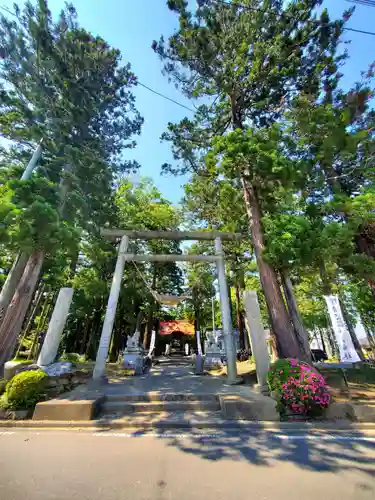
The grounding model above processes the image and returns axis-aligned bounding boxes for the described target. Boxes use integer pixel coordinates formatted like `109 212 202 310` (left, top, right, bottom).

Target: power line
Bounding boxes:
1 2 374 119
215 0 375 36
345 0 375 7
0 4 15 17
0 6 195 113
136 81 195 113
344 26 375 35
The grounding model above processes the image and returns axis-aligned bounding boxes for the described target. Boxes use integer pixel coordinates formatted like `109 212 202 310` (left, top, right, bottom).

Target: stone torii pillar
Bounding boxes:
37 287 74 366
215 237 238 384
93 235 129 380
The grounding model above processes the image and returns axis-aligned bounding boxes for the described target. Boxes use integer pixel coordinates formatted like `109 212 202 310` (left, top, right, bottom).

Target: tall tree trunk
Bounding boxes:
319 329 327 355
240 174 301 358
143 270 157 349
72 319 82 353
319 260 332 295
134 309 143 342
229 94 301 359
109 316 122 362
0 252 29 327
0 251 44 373
14 283 45 358
80 318 90 355
362 321 375 358
281 270 311 362
323 163 375 299
234 283 247 349
339 298 364 361
85 303 103 359
28 291 51 361
355 234 375 300
69 249 79 280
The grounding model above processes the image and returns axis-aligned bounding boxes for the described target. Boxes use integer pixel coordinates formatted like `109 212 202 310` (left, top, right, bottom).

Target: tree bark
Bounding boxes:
0 252 29 327
69 249 79 280
319 329 327 354
109 316 122 362
143 270 157 349
135 309 143 335
14 283 45 358
0 251 45 372
339 298 365 361
85 303 103 359
362 321 375 357
80 319 90 355
240 174 301 358
28 291 51 361
281 270 311 362
229 93 301 358
234 283 247 349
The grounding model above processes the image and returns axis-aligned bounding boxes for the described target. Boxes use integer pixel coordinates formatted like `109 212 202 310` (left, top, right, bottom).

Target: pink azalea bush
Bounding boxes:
267 358 331 418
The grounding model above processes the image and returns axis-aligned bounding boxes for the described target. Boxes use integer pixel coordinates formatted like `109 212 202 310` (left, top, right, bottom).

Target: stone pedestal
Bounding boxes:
195 354 204 375
243 290 270 392
122 331 145 375
204 332 225 370
123 353 144 374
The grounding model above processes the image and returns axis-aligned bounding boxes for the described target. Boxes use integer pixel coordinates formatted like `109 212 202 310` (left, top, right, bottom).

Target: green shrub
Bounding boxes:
267 358 298 393
59 352 86 364
268 359 330 418
0 393 8 409
0 378 6 395
5 370 48 410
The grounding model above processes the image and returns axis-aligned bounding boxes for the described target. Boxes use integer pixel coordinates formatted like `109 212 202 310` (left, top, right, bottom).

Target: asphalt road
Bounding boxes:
1 428 375 500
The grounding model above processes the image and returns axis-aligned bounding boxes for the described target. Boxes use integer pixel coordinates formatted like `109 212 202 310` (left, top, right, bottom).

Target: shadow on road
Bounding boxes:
89 360 375 481
128 424 375 479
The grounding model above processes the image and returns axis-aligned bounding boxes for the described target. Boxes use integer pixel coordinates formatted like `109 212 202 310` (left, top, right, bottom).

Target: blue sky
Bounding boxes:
1 0 374 203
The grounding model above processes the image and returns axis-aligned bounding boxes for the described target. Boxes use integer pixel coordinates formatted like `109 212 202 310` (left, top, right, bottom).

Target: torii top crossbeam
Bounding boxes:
100 228 243 241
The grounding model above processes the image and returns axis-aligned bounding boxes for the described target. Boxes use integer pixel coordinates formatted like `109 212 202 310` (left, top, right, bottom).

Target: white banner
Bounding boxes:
148 330 156 356
196 330 203 356
324 295 361 363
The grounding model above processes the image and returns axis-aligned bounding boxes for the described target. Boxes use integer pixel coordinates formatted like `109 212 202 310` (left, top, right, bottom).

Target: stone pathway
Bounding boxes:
103 356 262 400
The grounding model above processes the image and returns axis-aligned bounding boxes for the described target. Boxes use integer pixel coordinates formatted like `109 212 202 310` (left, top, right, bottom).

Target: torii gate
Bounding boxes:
93 229 242 383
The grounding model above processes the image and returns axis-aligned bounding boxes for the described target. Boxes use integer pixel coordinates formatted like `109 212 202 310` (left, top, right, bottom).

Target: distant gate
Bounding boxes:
159 320 194 336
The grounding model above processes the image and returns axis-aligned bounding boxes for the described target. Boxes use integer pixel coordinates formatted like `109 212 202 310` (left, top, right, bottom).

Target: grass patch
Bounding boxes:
318 365 375 402
208 360 256 380
11 359 33 365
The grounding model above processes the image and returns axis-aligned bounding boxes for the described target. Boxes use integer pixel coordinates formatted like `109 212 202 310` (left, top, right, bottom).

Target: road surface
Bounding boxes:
0 427 375 500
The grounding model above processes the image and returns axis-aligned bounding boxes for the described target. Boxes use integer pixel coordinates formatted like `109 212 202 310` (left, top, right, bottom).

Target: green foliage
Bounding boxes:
61 177 184 359
59 352 86 364
0 378 6 395
4 370 48 410
267 359 297 393
0 0 143 255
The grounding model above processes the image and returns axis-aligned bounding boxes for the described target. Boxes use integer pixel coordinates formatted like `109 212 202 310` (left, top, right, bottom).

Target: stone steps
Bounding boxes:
96 411 227 427
105 393 218 402
102 400 221 415
100 393 221 418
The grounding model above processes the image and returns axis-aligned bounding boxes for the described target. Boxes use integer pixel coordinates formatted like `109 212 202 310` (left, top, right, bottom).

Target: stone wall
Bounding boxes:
44 370 91 398
0 369 91 420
